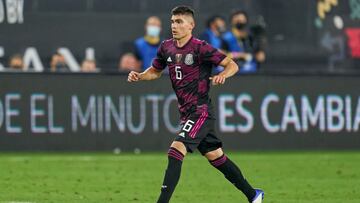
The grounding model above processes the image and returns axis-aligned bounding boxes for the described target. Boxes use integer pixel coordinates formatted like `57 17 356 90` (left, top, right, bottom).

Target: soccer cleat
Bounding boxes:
250 189 264 203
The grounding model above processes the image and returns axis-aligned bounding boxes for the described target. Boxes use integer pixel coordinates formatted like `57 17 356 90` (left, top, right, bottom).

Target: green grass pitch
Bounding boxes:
0 151 359 203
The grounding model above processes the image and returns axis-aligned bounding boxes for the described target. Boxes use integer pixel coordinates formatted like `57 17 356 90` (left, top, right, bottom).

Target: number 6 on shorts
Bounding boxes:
183 120 195 132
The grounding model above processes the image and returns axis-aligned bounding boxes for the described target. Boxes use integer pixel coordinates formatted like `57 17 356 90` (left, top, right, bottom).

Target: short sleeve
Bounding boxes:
199 41 226 66
151 42 167 70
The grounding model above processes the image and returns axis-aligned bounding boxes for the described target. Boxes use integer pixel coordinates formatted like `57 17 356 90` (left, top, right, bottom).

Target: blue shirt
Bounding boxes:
134 37 160 70
200 28 223 49
222 31 258 73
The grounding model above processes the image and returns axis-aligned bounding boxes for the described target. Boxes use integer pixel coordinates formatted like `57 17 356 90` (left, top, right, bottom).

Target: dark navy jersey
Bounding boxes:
152 36 226 121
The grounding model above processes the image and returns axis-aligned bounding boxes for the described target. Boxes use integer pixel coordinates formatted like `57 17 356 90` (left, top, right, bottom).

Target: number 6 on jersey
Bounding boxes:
175 66 182 80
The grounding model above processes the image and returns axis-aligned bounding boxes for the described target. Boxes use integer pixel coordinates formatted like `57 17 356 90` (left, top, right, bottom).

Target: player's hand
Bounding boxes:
209 75 226 85
128 71 141 82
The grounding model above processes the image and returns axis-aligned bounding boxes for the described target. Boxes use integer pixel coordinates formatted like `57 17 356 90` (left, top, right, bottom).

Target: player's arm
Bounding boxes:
210 57 239 85
127 66 162 82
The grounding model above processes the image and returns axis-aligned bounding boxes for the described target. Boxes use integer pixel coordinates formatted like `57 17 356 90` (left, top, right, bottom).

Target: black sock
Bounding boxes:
157 147 184 203
210 154 256 202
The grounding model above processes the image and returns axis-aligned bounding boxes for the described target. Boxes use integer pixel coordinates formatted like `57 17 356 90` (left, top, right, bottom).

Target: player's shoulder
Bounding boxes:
191 37 213 52
156 39 173 52
161 38 174 46
192 37 216 52
191 37 209 46
190 37 203 44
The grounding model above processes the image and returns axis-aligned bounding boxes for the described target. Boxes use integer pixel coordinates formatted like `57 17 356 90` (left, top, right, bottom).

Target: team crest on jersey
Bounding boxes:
175 54 182 63
184 54 194 65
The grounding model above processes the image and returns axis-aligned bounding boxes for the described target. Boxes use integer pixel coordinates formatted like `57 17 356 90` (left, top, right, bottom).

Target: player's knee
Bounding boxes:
204 148 223 161
170 141 187 157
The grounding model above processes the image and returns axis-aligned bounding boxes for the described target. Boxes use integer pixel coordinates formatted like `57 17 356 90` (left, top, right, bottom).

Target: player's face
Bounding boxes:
171 15 194 40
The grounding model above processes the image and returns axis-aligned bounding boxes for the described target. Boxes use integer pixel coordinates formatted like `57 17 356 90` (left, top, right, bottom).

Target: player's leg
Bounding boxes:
157 112 210 203
198 131 263 203
205 148 258 202
156 141 187 203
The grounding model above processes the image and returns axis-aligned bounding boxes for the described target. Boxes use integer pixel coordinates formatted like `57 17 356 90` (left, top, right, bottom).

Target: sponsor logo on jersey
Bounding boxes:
185 54 194 65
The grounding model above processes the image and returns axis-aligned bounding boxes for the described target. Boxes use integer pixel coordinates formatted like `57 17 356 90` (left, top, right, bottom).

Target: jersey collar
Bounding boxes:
173 35 193 49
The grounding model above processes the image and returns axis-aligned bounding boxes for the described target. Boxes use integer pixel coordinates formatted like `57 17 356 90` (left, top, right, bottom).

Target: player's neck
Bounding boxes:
175 34 192 48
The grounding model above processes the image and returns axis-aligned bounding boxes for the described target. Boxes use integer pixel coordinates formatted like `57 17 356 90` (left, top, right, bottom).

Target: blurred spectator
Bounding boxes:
222 10 266 73
118 52 141 72
200 15 227 73
81 59 98 72
50 52 69 72
8 54 24 71
200 15 227 49
134 16 162 70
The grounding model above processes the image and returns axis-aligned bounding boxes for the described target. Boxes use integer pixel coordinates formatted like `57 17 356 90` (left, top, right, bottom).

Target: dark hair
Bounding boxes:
171 5 195 18
230 10 248 22
206 15 225 28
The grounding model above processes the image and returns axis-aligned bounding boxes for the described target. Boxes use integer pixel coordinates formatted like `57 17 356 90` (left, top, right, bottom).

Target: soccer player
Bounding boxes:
127 5 264 203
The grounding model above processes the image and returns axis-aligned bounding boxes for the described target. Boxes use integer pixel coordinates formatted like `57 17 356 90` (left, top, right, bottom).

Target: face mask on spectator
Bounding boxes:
234 22 247 30
146 25 161 37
